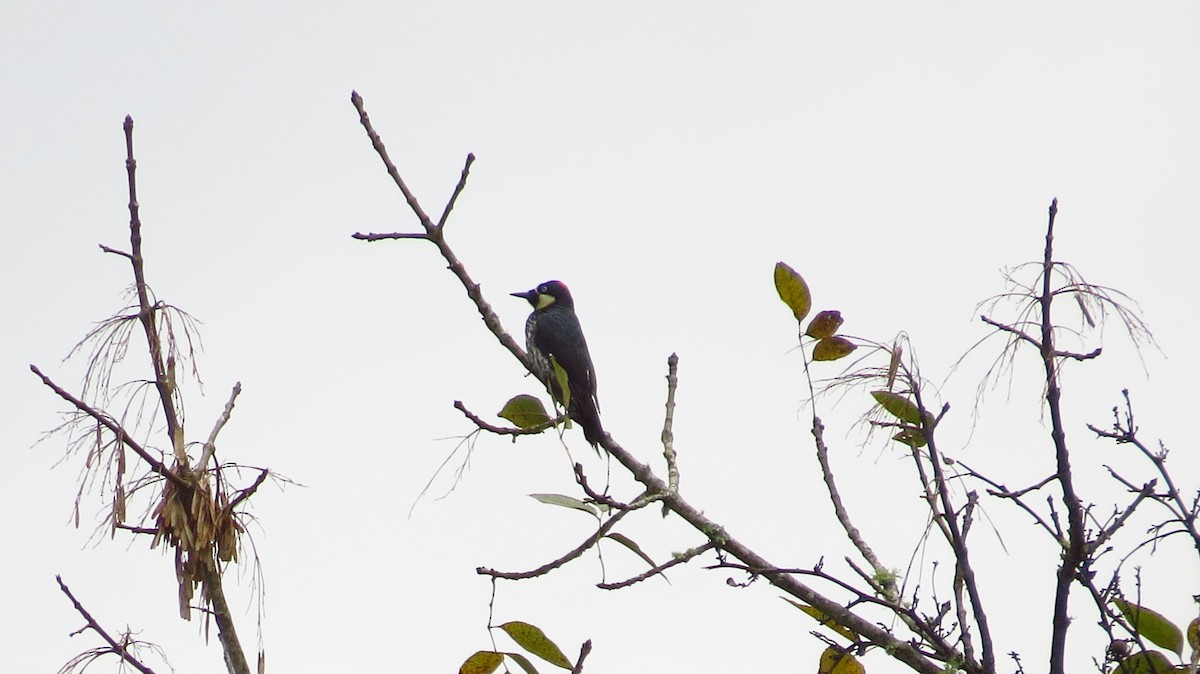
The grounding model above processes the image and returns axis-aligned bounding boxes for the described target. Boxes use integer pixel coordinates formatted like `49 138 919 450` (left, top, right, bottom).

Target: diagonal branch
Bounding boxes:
351 93 957 674
437 153 476 228
30 364 184 489
477 508 631 580
598 541 716 590
812 416 895 599
57 575 159 674
349 91 529 372
198 382 242 472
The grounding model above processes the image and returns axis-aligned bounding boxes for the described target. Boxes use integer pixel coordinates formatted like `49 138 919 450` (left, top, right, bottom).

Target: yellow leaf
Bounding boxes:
813 336 857 361
871 390 922 424
774 262 812 323
1114 598 1184 656
806 310 844 339
1115 650 1176 674
781 598 856 641
550 357 571 409
818 646 865 674
458 651 504 674
498 395 552 429
499 621 572 669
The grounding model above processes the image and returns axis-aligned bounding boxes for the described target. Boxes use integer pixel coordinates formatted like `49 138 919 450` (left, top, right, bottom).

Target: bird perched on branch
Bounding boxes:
512 280 606 449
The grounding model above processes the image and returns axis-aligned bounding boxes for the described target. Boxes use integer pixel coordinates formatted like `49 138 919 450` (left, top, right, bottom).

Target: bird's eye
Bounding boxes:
538 285 548 293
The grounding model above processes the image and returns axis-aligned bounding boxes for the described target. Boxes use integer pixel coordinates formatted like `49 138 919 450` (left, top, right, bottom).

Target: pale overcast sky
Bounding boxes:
3 3 1198 673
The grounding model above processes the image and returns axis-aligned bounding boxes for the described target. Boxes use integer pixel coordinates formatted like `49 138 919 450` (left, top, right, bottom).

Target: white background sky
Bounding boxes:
3 3 1198 673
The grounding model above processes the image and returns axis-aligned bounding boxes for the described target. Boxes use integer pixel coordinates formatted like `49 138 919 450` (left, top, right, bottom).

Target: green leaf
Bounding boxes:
774 262 812 322
782 598 856 641
498 621 572 669
1188 617 1200 651
818 646 865 674
1114 598 1184 655
805 310 844 339
1115 650 1176 674
459 651 504 674
812 336 857 361
892 429 927 448
550 356 571 409
498 395 552 429
503 652 541 674
604 533 668 582
871 390 922 424
529 493 599 517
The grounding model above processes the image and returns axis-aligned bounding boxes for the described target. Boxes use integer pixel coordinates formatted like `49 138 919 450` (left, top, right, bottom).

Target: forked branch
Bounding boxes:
349 91 958 674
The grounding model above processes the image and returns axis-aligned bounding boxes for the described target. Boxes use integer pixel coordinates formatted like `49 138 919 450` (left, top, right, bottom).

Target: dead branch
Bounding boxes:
56 575 160 674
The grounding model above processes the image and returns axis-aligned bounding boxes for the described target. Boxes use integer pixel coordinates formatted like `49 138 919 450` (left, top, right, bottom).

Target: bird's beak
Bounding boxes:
511 289 538 306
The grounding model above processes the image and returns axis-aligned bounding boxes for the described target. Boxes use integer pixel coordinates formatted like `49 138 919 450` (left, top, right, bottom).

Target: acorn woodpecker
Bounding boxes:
512 280 605 449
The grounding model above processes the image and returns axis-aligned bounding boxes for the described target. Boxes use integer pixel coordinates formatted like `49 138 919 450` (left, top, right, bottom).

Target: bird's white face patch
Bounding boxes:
535 292 556 310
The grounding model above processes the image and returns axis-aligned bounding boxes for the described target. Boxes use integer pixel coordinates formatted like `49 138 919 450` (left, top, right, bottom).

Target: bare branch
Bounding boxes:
350 231 431 242
437 153 476 229
227 469 270 512
121 116 185 464
980 315 1042 350
597 542 716 590
350 91 529 372
1089 481 1156 552
477 508 631 580
811 416 896 601
661 353 680 492
198 382 242 472
57 575 159 674
202 563 251 674
30 364 184 489
571 640 592 674
98 243 133 260
454 399 560 437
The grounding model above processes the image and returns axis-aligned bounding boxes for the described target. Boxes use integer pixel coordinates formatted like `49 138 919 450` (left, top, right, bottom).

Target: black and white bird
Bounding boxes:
512 280 605 449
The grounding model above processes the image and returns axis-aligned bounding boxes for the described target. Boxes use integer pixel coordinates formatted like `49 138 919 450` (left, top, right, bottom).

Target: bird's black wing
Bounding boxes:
535 308 599 411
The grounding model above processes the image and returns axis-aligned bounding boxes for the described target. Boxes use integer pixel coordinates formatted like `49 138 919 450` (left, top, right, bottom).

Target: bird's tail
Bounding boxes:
573 395 606 452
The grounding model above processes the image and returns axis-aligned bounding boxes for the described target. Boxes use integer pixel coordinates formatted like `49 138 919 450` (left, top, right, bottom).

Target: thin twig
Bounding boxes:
597 542 716 590
437 153 476 229
350 231 430 241
1089 481 1156 552
199 382 241 472
477 508 631 580
662 353 680 492
571 640 592 674
454 400 560 437
57 575 159 674
572 463 639 512
912 382 992 673
30 364 184 489
227 469 269 512
350 91 530 372
811 416 895 600
979 315 1042 350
